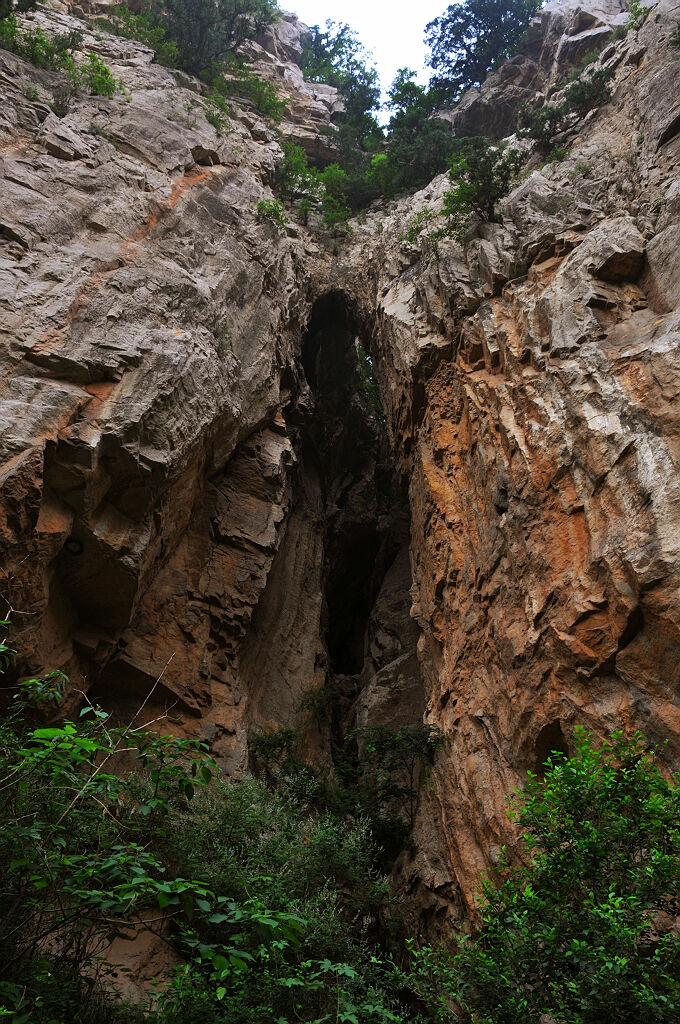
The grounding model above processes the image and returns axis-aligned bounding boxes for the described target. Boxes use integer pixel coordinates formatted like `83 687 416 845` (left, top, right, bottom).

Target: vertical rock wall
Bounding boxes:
341 0 680 925
2 0 680 935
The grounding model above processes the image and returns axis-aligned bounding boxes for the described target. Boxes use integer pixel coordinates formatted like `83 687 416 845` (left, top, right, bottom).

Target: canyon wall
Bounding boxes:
2 0 680 927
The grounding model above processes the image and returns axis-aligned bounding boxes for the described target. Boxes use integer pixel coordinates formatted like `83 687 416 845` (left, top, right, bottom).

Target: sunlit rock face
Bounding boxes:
2 0 680 929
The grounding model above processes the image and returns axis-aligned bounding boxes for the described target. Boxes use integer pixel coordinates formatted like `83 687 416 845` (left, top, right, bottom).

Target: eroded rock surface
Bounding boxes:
342 0 680 925
2 0 680 938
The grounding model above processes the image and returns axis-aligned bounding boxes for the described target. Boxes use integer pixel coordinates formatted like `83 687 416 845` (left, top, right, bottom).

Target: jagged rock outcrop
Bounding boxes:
341 0 680 926
2 0 680 938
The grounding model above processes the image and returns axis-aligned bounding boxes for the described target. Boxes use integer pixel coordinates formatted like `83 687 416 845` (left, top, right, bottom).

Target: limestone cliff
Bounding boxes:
2 0 680 931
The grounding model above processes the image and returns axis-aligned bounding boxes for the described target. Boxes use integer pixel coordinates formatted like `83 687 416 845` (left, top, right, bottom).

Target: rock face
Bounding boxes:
2 0 680 935
341 0 680 925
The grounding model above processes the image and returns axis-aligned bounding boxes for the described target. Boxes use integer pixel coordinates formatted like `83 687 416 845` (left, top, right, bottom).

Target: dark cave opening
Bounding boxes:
534 721 570 775
301 290 403 677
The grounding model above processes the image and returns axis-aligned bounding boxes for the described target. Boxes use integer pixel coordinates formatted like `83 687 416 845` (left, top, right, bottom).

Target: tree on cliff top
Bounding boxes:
154 0 279 75
425 0 544 103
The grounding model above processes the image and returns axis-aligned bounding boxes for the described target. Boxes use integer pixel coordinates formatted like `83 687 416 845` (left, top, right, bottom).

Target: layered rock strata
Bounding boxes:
342 0 680 924
2 0 680 931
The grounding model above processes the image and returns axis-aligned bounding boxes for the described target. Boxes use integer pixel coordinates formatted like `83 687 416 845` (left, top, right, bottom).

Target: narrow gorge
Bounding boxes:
2 0 680 1016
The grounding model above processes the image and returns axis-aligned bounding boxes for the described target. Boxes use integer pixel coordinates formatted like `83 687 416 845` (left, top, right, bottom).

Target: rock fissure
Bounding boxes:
2 0 680 939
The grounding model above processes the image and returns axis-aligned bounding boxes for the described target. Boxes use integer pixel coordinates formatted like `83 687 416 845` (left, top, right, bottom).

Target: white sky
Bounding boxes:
285 0 449 100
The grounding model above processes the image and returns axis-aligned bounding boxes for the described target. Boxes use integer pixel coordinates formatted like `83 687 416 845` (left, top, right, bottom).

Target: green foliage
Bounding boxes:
442 136 524 241
0 0 36 21
20 79 38 99
301 18 381 147
375 68 455 196
0 17 118 97
153 0 279 75
71 51 117 96
548 142 570 162
275 138 320 201
203 86 232 131
518 64 615 151
626 0 650 30
204 56 286 123
0 16 83 69
0 650 417 1024
98 5 180 67
318 162 351 228
273 141 351 231
401 207 446 262
301 20 383 209
425 0 544 103
409 729 680 1023
671 21 680 47
255 197 287 229
563 64 615 117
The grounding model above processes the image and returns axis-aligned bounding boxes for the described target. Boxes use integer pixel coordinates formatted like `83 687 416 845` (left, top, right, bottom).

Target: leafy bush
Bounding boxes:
562 64 615 117
671 21 680 47
626 0 650 30
405 729 680 1023
518 64 615 150
442 136 524 240
301 20 383 209
301 18 381 148
203 86 232 131
98 4 180 67
0 17 118 97
0 651 418 1024
72 51 117 96
273 142 351 230
255 197 286 229
0 15 83 69
425 0 544 103
375 68 455 196
456 729 680 1022
204 56 286 123
318 162 351 228
152 0 279 75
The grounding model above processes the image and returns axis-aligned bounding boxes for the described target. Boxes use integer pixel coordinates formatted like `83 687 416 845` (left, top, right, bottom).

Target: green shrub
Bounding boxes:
518 64 614 151
0 15 82 69
563 64 615 117
442 136 524 241
375 68 457 197
275 139 320 201
71 51 117 96
204 57 286 123
318 162 351 228
401 207 445 263
300 20 383 209
671 21 680 47
255 197 286 229
203 87 232 131
98 4 180 67
425 0 544 103
408 728 680 1023
0 17 118 97
626 0 650 30
0 644 416 1024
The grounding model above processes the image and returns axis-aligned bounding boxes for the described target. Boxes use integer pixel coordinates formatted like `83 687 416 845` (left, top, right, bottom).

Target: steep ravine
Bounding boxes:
2 0 680 941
